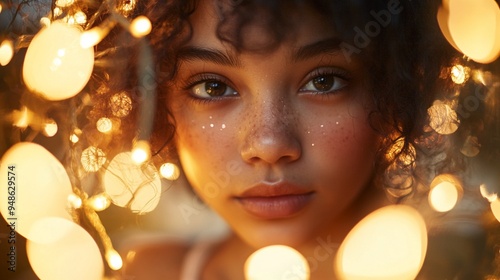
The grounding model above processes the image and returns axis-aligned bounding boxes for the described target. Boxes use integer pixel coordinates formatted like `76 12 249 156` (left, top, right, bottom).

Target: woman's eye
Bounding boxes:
301 74 348 94
191 80 238 98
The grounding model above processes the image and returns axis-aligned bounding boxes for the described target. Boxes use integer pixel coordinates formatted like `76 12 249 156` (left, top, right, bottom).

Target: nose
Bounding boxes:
240 96 302 165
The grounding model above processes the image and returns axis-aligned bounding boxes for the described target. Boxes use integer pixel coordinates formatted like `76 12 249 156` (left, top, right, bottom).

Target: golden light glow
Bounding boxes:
0 143 73 239
110 92 133 117
80 27 105 49
386 138 416 166
80 146 107 172
245 245 310 280
428 174 462 212
460 135 481 157
447 0 500 63
43 119 58 137
23 21 94 100
40 17 51 27
70 133 80 143
0 39 14 66
56 0 75 7
67 193 83 209
88 194 111 211
131 140 151 165
490 199 500 223
96 117 113 133
103 152 161 214
428 102 460 135
26 217 104 280
160 163 180 180
105 249 123 271
480 184 498 203
130 16 152 38
450 64 469 84
13 106 32 128
336 205 427 280
73 11 87 25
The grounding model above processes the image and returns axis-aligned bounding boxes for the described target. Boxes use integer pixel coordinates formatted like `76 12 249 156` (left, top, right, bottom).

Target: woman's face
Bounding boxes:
167 0 380 248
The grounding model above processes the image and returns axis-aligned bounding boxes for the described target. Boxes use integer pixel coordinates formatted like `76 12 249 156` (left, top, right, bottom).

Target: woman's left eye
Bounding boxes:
191 80 238 99
300 72 348 94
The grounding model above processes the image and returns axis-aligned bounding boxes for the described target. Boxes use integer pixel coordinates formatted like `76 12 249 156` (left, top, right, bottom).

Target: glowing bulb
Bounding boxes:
0 3 2 13
23 21 94 100
447 0 500 63
0 39 14 66
0 143 73 239
450 64 469 84
80 146 107 172
67 193 82 209
110 92 133 117
106 249 123 270
103 152 161 214
336 205 427 280
131 140 151 165
428 174 462 213
80 27 105 49
428 102 460 135
43 119 58 137
480 184 498 203
130 16 152 38
96 117 113 133
26 217 104 280
160 163 180 180
245 245 310 280
73 11 87 25
70 133 80 143
13 106 32 128
40 17 51 27
88 194 111 211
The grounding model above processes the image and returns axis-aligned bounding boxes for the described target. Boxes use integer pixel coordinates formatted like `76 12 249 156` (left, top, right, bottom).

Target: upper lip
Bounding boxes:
236 181 313 198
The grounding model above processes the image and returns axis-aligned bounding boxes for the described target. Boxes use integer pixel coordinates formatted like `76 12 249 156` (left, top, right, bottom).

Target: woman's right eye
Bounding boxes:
190 80 238 99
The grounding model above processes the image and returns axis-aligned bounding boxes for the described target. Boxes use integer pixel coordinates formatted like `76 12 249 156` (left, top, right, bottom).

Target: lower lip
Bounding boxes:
235 193 314 219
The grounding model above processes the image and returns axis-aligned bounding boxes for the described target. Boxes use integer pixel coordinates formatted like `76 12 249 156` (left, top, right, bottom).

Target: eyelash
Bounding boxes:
180 67 351 103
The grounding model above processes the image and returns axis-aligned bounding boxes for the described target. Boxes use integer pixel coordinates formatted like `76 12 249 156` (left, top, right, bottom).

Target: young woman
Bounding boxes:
111 0 493 279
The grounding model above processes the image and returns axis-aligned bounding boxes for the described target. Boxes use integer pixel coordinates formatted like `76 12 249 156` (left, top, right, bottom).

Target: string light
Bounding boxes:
12 106 32 128
428 174 462 213
386 138 416 166
88 194 111 211
160 163 180 180
427 101 460 135
131 140 151 165
96 117 113 133
67 193 83 209
245 245 310 280
450 64 469 85
130 16 152 38
80 146 107 172
43 119 58 137
110 92 133 117
0 39 14 66
105 249 123 271
56 0 75 7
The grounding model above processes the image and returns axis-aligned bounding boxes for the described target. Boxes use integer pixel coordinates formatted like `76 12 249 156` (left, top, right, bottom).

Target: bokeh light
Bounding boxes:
23 21 94 100
103 152 161 214
26 217 104 280
131 140 151 165
110 92 133 117
0 39 14 66
450 64 469 84
80 146 107 172
160 162 180 180
88 193 111 211
245 245 310 280
0 143 73 239
130 16 152 38
336 205 427 280
428 102 460 135
97 117 113 133
43 119 58 137
428 174 462 213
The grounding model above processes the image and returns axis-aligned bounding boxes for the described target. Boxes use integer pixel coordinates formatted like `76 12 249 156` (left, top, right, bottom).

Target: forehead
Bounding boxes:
187 0 338 52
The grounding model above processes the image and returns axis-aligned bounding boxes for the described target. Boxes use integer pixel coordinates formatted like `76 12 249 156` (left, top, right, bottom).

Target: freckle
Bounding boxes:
210 123 214 128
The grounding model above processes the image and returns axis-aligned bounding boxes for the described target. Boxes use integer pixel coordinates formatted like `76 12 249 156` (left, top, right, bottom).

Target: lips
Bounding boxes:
234 182 314 219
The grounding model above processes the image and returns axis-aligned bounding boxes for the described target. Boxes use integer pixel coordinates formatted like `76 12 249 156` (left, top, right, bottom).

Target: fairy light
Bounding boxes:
130 16 152 38
386 138 416 166
131 140 151 165
110 92 133 117
245 245 310 280
118 0 137 14
0 39 14 66
81 27 105 49
67 193 83 209
428 174 462 213
160 163 180 180
96 117 113 133
105 249 123 270
43 119 58 137
427 102 460 135
480 184 498 203
81 146 107 172
74 11 87 25
56 0 74 7
13 107 32 128
450 64 469 84
88 194 111 211
40 17 51 27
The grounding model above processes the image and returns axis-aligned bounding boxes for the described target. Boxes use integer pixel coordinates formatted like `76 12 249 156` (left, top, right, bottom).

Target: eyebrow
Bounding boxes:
176 46 242 67
292 38 343 62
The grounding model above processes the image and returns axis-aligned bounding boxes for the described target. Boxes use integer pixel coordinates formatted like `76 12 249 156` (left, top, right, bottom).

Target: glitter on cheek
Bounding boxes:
210 123 214 128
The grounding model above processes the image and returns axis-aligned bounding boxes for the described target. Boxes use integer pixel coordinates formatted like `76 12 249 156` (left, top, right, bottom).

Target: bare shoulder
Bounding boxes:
121 239 190 280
